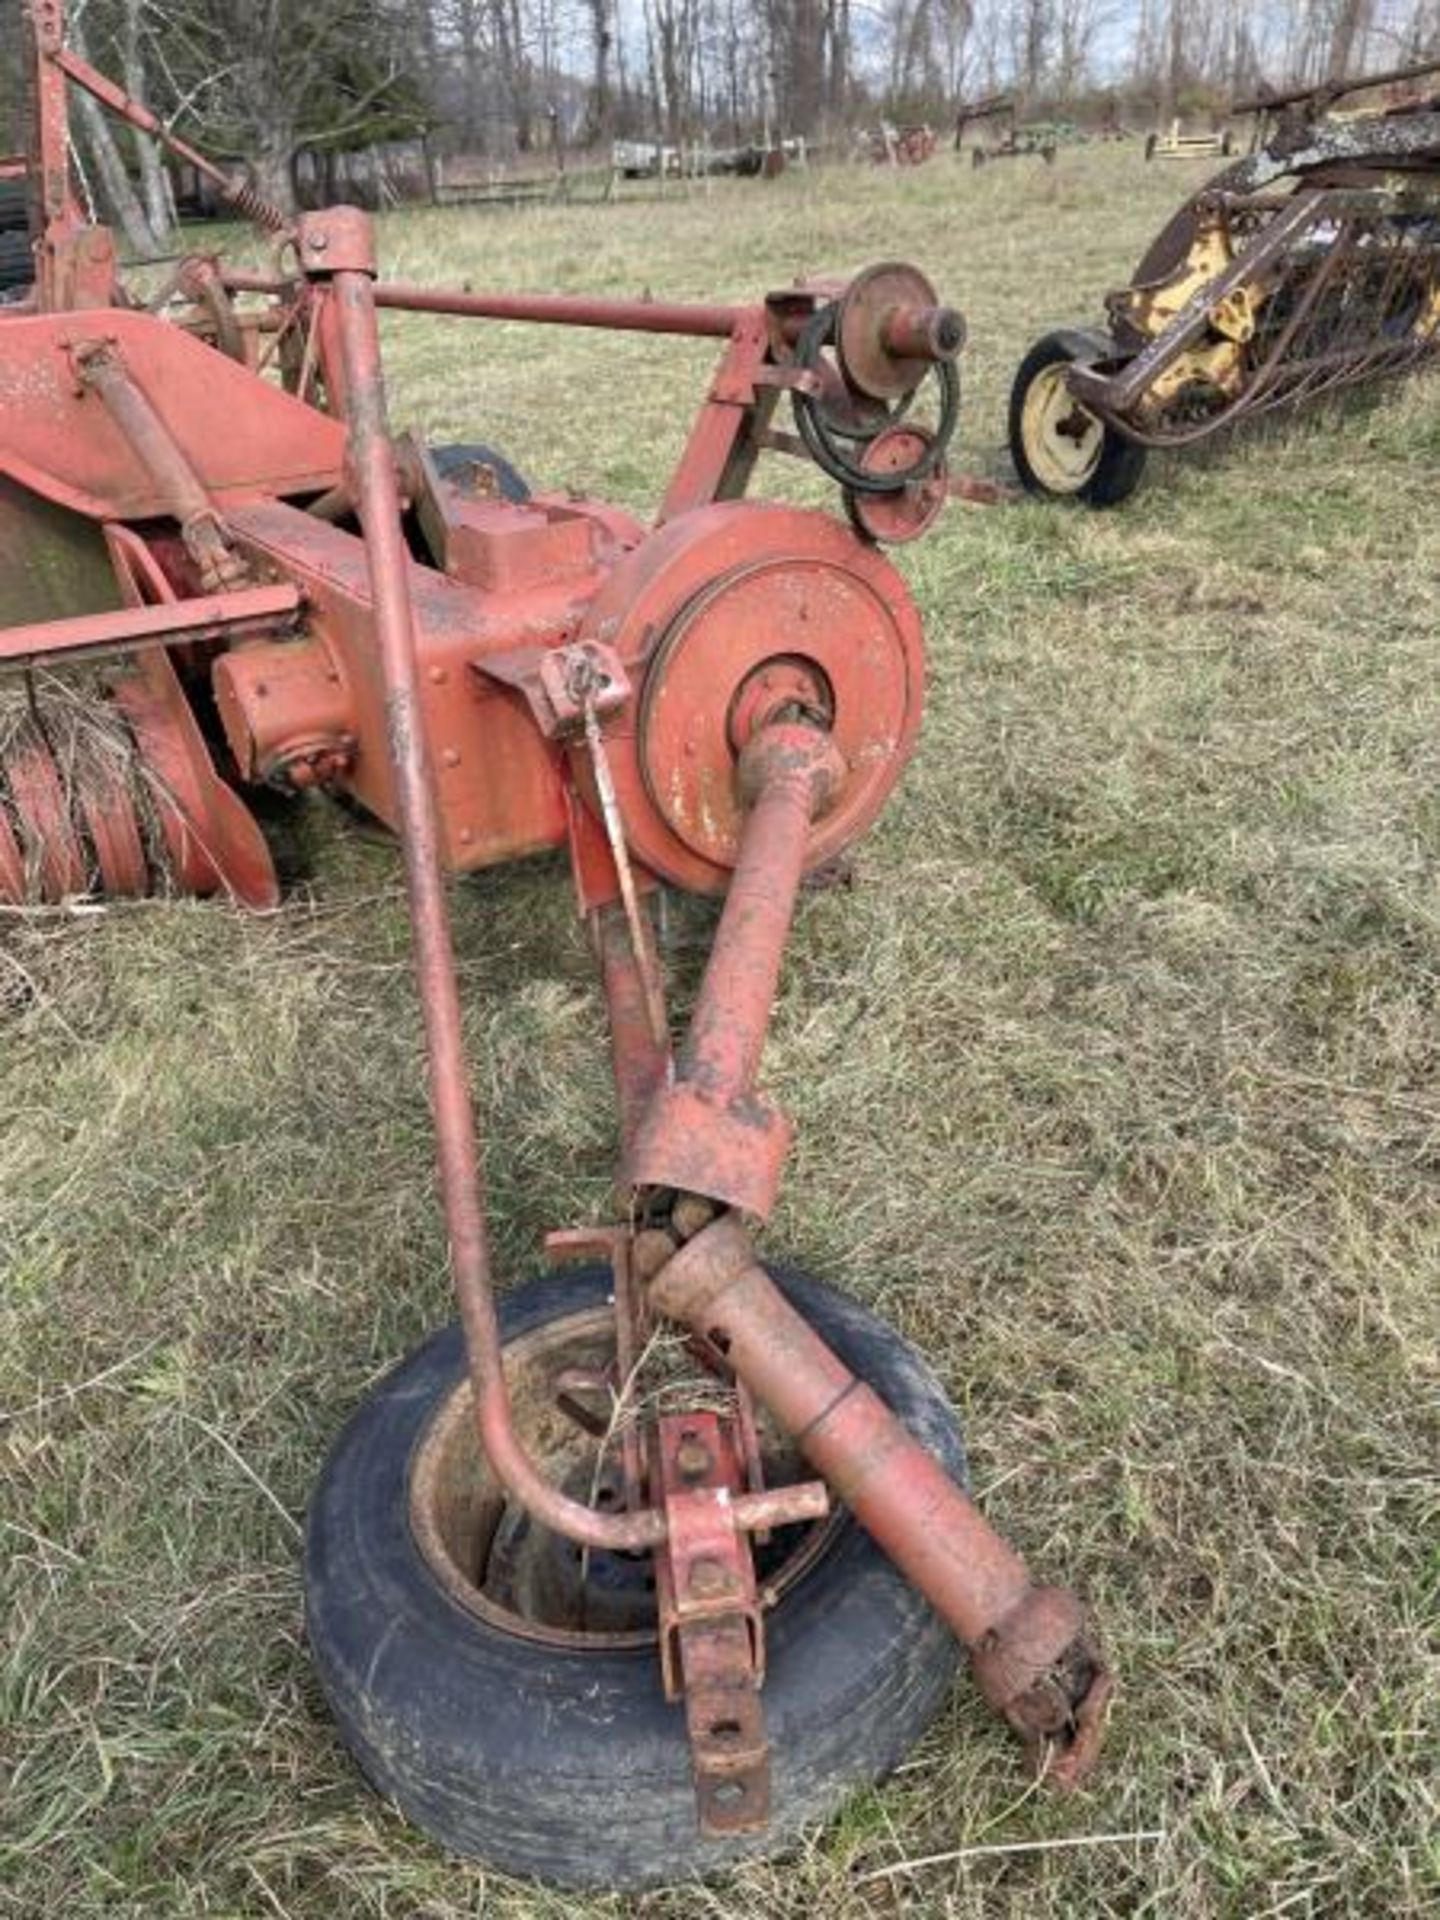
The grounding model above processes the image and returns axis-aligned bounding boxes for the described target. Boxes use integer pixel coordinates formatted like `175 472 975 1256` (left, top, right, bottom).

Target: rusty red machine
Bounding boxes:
2 1 1109 1885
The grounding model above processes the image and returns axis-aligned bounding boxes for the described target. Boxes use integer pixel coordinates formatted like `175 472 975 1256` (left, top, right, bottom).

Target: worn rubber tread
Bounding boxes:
431 440 531 504
0 180 28 232
305 1263 967 1889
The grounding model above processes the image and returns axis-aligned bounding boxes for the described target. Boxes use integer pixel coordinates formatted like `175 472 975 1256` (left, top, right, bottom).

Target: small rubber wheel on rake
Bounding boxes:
1009 330 1148 508
305 1262 967 1890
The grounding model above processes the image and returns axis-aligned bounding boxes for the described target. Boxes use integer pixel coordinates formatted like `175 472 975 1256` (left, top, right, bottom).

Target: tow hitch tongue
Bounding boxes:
314 205 1111 1830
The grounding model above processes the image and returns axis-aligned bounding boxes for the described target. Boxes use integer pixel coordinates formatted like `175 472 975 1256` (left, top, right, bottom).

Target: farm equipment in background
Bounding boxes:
1010 54 1440 506
1 0 1110 1887
1144 121 1234 164
955 94 1059 168
864 121 939 166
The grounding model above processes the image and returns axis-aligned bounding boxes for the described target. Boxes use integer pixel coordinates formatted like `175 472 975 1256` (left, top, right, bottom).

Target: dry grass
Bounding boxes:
3 147 1438 1917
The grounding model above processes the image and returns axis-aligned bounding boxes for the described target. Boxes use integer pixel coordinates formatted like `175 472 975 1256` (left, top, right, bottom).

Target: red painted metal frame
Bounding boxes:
653 1214 1113 1789
316 211 826 1558
631 722 844 1219
651 1410 777 1835
4 0 1111 1809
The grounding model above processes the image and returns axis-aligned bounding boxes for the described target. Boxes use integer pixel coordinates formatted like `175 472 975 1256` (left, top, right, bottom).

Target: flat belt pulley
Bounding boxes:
574 502 925 895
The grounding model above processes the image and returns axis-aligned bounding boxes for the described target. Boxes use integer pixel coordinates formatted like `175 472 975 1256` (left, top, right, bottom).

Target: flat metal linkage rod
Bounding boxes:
0 585 300 667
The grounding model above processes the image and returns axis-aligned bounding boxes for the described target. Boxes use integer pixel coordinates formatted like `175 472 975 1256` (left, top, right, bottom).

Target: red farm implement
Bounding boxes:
2 1 1109 1885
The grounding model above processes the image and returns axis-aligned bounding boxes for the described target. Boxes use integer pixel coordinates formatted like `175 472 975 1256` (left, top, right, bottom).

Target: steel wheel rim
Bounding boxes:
1022 363 1104 492
408 1302 838 1652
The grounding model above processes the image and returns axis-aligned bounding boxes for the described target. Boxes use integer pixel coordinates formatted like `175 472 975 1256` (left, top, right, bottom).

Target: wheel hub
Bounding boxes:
408 1304 834 1650
575 503 925 894
1022 362 1105 492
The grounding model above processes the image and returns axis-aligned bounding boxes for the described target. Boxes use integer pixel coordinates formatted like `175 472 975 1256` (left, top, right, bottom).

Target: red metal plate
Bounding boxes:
75 755 149 897
112 648 278 908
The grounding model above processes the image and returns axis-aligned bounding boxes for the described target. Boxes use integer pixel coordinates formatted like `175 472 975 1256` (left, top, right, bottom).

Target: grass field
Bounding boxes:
2 147 1438 1918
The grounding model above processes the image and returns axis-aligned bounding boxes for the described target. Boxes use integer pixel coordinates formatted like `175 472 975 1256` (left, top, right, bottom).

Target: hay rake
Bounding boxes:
1010 58 1440 505
2 0 1107 1887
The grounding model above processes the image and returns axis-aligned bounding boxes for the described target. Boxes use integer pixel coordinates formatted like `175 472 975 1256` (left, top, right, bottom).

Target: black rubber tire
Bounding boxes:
432 440 531 504
1008 329 1149 509
0 229 33 295
306 1262 967 1890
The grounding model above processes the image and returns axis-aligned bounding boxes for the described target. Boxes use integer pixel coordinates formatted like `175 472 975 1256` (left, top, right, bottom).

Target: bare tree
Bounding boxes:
149 0 422 210
70 3 166 255
1321 0 1374 77
1055 0 1111 97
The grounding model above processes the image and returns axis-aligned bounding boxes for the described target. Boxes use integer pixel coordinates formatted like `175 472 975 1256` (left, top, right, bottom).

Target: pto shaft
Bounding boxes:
652 1213 1112 1788
630 721 845 1219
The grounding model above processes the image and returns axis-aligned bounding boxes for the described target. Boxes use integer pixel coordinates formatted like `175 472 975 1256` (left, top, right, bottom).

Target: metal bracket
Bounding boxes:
652 1409 771 1836
476 639 630 740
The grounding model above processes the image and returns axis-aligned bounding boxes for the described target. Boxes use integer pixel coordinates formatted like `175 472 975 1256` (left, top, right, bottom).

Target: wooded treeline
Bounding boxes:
4 0 1440 240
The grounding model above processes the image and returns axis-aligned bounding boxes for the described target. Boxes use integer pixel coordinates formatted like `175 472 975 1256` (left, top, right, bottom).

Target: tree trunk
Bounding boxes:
1164 0 1185 118
68 16 164 257
121 0 172 245
71 82 162 256
588 0 614 144
1327 0 1373 81
250 130 299 216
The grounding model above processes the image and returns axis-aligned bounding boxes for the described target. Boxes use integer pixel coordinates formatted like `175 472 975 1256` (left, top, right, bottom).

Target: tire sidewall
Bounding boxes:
304 1263 966 1889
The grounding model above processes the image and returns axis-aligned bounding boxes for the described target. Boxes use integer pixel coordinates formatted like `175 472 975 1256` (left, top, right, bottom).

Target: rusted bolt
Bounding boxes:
428 665 448 685
441 747 460 768
688 1555 734 1597
458 826 474 845
675 1432 712 1480
307 230 329 252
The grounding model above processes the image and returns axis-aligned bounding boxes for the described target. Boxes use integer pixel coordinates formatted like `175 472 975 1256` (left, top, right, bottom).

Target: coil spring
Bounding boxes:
220 174 290 236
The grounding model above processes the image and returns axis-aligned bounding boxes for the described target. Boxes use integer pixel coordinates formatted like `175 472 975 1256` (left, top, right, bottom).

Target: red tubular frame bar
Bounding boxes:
630 723 845 1220
324 220 665 1554
652 1214 1112 1787
319 210 825 1555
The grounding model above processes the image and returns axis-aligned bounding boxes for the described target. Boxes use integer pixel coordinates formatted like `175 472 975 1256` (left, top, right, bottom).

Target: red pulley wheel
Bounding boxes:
575 502 925 895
